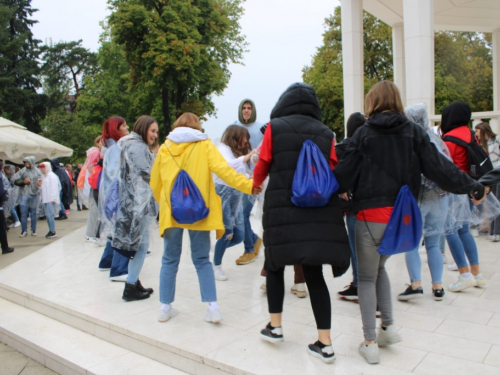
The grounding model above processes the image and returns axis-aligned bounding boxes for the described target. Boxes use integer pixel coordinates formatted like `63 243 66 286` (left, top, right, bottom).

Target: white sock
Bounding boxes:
161 303 171 312
208 302 219 312
461 272 471 278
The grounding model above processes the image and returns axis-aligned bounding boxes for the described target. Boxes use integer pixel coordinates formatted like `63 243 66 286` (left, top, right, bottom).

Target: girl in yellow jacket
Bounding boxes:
150 113 260 324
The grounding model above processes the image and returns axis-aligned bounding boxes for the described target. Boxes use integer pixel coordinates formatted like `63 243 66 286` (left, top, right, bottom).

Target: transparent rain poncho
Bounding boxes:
406 103 473 237
215 184 244 233
110 132 158 253
5 165 20 212
470 192 500 227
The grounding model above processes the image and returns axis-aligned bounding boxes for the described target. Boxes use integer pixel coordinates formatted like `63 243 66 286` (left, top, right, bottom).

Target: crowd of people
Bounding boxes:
1 80 499 366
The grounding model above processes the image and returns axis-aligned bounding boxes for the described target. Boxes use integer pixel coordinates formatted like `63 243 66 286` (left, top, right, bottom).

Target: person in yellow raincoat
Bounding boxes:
150 112 261 324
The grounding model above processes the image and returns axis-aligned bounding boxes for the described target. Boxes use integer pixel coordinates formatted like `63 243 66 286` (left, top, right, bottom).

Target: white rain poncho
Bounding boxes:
406 103 472 236
110 132 157 253
5 165 20 212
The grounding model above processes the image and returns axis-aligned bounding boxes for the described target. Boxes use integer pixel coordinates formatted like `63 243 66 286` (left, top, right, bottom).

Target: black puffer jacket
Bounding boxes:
334 112 485 213
263 83 350 276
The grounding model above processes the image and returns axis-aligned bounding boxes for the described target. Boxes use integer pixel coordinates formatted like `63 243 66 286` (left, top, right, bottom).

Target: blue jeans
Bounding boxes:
446 223 479 269
160 228 216 304
127 217 150 284
10 208 19 223
214 227 244 266
99 241 129 277
345 212 358 287
242 194 258 253
20 195 38 232
43 203 56 233
405 193 448 284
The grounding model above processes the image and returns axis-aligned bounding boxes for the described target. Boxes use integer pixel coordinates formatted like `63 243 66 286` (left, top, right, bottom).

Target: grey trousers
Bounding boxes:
355 220 393 341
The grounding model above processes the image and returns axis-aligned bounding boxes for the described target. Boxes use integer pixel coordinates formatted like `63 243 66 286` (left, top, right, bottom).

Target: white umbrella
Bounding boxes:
0 117 73 163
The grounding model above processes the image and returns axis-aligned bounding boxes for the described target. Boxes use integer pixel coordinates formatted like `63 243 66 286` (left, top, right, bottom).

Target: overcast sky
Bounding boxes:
31 0 340 141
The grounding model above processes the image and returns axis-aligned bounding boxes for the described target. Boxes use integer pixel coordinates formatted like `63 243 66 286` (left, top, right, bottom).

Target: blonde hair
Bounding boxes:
172 112 202 131
365 81 405 118
94 135 102 147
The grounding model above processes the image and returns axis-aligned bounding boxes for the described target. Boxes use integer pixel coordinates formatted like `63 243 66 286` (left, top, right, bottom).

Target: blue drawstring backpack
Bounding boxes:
167 143 209 224
378 185 422 256
283 119 338 207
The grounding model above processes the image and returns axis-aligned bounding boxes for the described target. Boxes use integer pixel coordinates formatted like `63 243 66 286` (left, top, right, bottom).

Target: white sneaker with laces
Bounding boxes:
205 308 223 323
475 274 486 288
376 325 402 346
213 265 228 281
9 221 21 228
470 229 479 237
448 274 477 292
158 307 178 322
291 283 307 298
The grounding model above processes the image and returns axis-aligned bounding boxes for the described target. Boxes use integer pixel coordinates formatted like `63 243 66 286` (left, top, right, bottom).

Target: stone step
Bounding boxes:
0 297 187 375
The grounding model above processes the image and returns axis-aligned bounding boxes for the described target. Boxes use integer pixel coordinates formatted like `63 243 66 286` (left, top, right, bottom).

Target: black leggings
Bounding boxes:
266 264 331 330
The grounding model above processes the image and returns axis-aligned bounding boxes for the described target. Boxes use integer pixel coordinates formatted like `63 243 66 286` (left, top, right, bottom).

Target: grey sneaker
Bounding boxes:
19 231 27 238
260 323 284 343
158 307 178 322
205 308 222 323
308 341 335 364
358 342 379 364
377 325 402 347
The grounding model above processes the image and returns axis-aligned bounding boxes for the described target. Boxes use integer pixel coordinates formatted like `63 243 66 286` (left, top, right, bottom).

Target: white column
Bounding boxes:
490 118 499 134
493 28 500 112
403 0 435 116
392 23 406 104
341 0 364 125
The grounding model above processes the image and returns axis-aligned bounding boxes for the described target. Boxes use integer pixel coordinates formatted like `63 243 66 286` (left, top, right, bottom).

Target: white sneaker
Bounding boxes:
260 282 267 292
358 342 379 364
213 265 228 281
9 221 21 228
291 283 307 298
492 235 500 243
448 274 477 292
376 325 402 347
110 274 128 282
442 253 448 264
475 274 486 288
418 245 426 254
447 263 458 271
95 239 106 247
19 231 27 238
205 308 222 323
158 307 178 322
470 229 479 237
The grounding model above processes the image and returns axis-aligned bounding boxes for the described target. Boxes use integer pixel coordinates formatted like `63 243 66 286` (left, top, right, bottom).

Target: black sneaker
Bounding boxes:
397 285 424 301
2 247 14 254
432 288 445 301
308 341 336 364
46 231 57 239
338 283 358 301
260 323 283 343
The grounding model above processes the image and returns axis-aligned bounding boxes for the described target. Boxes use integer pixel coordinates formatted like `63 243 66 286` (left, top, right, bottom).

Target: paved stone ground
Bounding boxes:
0 208 89 375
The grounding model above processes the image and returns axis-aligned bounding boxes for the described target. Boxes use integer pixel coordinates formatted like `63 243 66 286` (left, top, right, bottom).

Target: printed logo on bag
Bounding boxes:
184 187 189 196
403 213 411 226
311 166 316 174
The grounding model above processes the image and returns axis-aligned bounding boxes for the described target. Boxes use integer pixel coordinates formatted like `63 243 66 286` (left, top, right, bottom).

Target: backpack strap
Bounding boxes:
165 142 198 171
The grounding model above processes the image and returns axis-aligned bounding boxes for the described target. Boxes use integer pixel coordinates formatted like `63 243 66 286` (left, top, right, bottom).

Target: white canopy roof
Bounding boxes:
0 117 73 164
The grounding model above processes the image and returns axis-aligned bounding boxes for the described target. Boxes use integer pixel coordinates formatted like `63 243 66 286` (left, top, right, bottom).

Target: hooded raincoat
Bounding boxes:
39 162 61 204
110 132 157 253
150 127 254 239
13 156 42 197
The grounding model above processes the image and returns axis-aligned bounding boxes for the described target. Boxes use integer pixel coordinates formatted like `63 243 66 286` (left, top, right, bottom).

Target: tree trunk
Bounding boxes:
162 87 171 135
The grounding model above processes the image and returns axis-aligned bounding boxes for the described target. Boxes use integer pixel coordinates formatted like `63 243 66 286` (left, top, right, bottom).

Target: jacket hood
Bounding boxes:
366 112 409 134
238 98 257 124
441 101 471 135
86 146 99 157
50 158 61 170
163 128 209 157
40 161 52 175
346 112 366 138
23 156 36 168
405 103 429 130
270 83 322 121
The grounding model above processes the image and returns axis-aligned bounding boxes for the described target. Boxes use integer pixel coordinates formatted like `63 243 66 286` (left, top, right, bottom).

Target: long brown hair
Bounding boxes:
365 81 405 118
475 121 496 153
221 125 251 157
133 115 158 148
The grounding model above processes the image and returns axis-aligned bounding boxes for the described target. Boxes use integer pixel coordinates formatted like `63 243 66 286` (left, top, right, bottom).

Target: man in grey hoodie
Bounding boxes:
231 99 265 265
14 156 42 237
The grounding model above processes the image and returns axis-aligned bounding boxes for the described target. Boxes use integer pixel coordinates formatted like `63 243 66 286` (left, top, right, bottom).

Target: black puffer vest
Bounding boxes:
262 83 350 275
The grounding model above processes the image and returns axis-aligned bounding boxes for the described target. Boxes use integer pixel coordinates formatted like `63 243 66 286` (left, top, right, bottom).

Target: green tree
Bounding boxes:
303 7 393 136
107 0 247 134
40 40 97 112
0 0 47 132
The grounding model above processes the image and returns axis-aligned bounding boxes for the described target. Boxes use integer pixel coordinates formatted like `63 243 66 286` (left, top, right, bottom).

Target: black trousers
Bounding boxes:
0 209 10 251
266 264 331 330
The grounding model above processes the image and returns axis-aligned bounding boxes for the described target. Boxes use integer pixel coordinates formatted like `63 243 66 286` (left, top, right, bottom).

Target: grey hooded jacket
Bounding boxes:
14 156 42 196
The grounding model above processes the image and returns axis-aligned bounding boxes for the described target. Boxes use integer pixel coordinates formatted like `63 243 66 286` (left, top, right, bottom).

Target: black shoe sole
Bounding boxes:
397 293 424 301
122 294 151 302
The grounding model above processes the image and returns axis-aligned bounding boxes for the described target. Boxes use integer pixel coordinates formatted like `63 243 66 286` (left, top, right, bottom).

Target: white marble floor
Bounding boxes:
0 223 499 375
